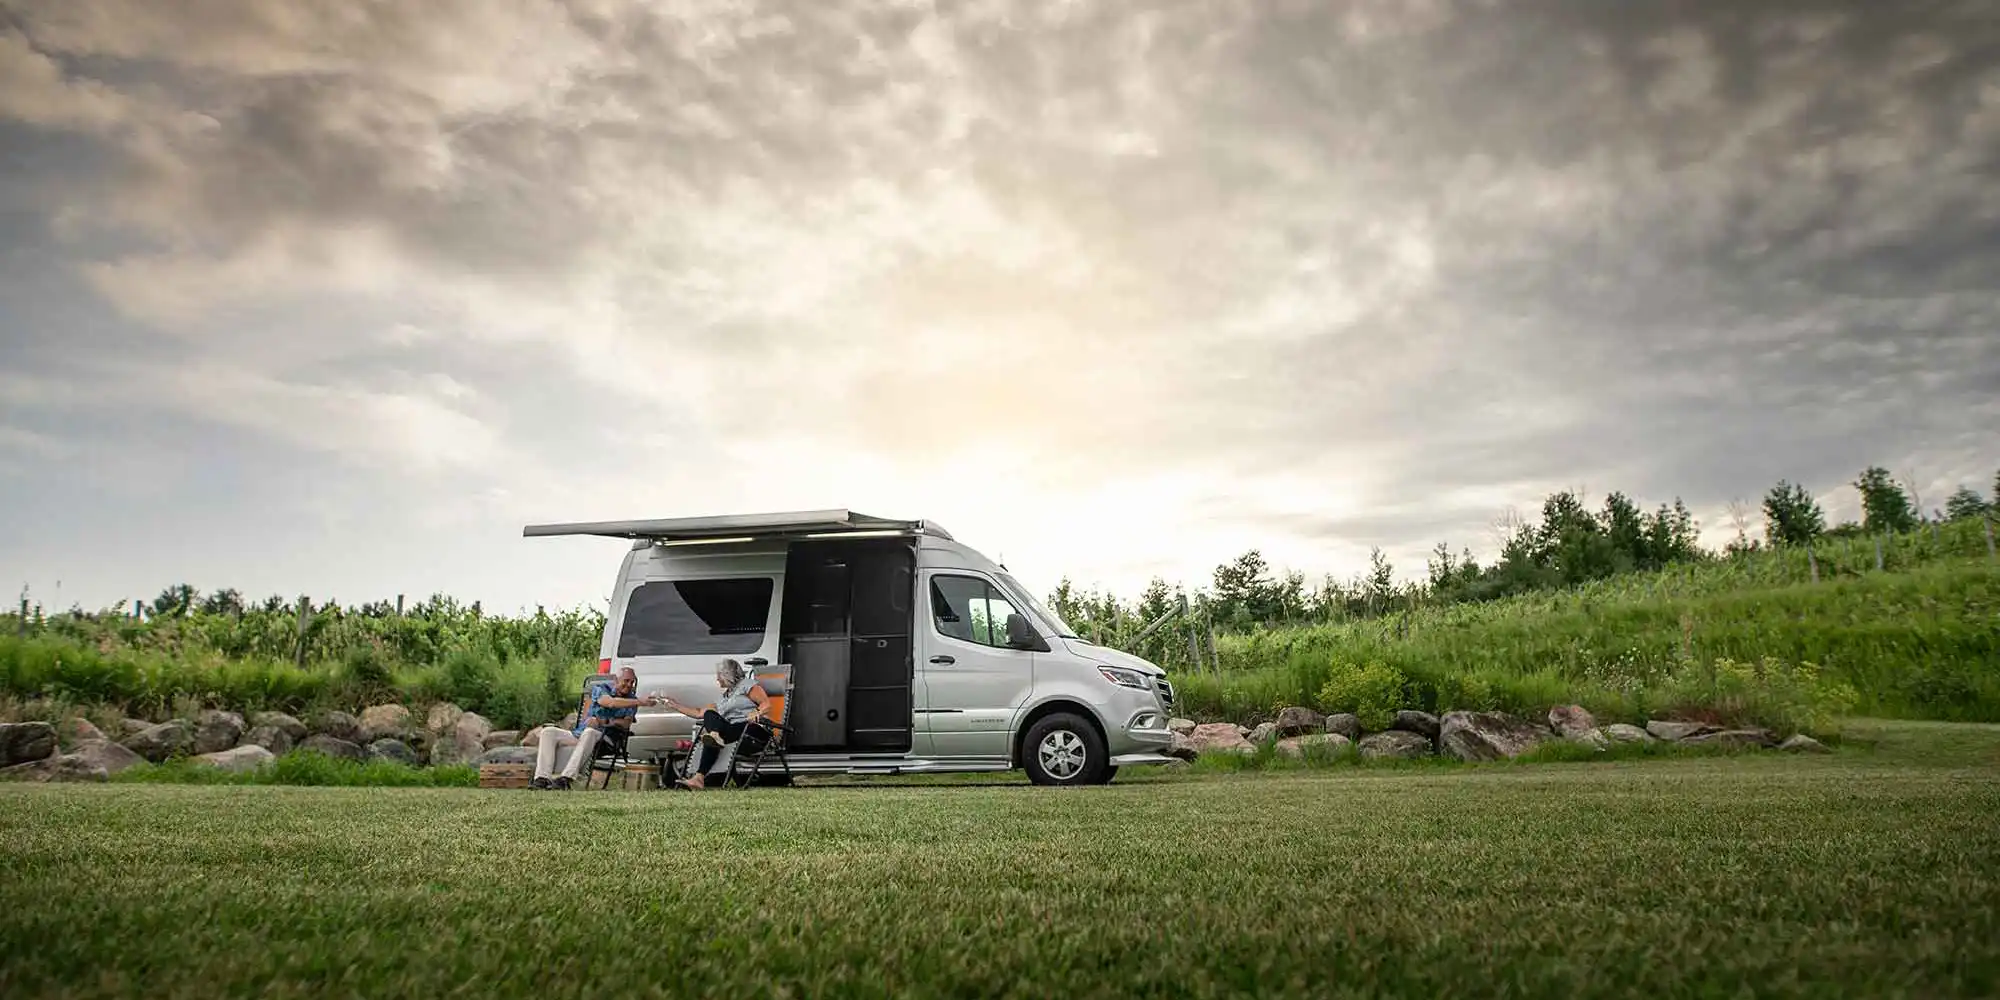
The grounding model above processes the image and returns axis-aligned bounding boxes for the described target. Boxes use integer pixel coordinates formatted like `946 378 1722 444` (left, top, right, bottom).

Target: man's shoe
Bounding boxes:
530 777 551 790
553 776 573 791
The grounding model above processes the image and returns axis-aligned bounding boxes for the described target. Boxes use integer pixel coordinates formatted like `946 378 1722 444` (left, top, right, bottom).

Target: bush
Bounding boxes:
1315 659 1407 731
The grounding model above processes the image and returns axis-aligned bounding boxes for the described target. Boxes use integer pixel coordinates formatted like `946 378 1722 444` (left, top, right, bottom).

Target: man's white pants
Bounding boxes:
534 726 605 780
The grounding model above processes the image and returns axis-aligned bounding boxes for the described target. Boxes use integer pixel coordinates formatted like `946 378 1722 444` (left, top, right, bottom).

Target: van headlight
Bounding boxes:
1097 666 1148 689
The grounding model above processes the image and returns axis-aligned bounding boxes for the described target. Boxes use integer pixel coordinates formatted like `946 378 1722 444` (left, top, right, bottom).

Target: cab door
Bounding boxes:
917 571 1035 759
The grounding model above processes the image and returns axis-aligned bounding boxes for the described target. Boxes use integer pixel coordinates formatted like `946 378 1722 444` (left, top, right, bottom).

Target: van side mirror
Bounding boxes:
1004 613 1045 651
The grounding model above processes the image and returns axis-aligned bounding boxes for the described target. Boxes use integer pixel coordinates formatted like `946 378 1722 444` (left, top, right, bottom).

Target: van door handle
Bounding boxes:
929 655 955 665
745 657 769 667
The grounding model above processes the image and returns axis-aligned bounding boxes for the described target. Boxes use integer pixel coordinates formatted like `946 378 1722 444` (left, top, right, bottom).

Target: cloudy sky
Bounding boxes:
2 0 1995 614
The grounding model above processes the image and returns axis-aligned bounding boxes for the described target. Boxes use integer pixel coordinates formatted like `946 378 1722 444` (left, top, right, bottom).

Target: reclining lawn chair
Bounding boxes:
565 674 637 790
670 666 793 788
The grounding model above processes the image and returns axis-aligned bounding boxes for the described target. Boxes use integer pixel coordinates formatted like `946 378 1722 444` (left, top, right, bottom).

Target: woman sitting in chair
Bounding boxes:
657 657 770 790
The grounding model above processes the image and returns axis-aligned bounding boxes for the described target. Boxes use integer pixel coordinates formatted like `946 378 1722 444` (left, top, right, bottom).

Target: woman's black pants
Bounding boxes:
694 709 746 775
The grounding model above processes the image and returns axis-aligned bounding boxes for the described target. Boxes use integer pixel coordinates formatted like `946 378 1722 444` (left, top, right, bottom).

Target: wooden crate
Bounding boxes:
479 763 535 789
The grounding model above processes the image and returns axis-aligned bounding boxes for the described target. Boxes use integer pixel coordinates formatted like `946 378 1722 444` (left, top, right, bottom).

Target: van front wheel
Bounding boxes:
1022 713 1110 786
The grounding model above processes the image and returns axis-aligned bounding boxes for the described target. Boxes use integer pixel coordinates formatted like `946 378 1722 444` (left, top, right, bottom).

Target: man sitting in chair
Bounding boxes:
656 657 771 790
532 666 661 790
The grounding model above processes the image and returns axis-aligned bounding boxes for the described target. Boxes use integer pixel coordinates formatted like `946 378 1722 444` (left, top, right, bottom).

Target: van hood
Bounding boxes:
1062 639 1167 677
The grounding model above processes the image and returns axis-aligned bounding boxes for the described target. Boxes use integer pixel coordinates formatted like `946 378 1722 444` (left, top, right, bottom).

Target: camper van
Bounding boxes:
524 510 1179 785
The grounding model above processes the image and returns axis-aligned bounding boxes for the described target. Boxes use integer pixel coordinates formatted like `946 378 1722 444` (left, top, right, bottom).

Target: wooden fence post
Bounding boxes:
294 596 311 667
396 594 405 617
1987 516 1997 561
17 597 26 638
1807 545 1819 584
1874 536 1885 572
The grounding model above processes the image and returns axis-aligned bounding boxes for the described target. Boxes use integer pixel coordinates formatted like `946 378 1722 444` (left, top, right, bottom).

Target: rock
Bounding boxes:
1249 723 1279 745
478 746 537 766
120 718 154 737
1604 724 1656 745
1438 712 1549 761
369 739 420 766
196 744 275 773
427 730 483 767
1645 720 1720 743
250 712 308 741
1358 730 1432 759
68 739 144 777
63 717 108 745
1276 733 1352 761
314 711 364 742
48 754 110 782
0 721 58 767
455 712 494 743
1163 733 1199 761
483 730 522 751
1391 710 1441 741
192 710 246 755
359 704 413 742
1682 728 1776 750
1547 705 1599 740
1167 717 1197 737
299 735 366 762
1186 722 1256 756
122 720 194 763
426 702 464 735
243 725 296 756
1274 706 1326 738
1324 713 1363 741
1779 734 1832 754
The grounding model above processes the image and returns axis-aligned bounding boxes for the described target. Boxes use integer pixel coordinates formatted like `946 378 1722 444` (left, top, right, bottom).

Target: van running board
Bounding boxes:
842 761 1014 775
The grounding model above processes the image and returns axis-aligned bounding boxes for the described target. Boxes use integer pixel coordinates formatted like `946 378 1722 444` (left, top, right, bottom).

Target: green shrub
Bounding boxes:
1315 659 1407 731
113 750 480 787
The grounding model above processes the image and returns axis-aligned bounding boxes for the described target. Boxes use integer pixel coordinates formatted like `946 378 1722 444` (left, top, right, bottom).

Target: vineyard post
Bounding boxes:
396 594 405 617
294 596 311 667
16 597 25 638
1986 516 1996 561
1874 536 1885 572
1807 545 1819 584
132 600 142 620
1206 619 1219 671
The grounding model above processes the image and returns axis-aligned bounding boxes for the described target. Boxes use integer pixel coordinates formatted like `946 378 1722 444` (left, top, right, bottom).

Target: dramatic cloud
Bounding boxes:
1 0 1995 610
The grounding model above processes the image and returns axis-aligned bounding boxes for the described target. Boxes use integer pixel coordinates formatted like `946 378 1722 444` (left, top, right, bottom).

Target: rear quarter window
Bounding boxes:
616 578 774 656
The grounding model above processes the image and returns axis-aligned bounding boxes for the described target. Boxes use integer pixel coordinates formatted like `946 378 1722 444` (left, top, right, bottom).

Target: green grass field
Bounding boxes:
3 721 1997 998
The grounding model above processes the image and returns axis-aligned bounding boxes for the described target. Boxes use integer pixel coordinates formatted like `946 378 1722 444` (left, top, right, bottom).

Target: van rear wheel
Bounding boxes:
1022 713 1110 786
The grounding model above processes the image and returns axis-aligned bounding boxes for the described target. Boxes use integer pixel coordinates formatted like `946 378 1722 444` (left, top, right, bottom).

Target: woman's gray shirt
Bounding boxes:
715 675 760 723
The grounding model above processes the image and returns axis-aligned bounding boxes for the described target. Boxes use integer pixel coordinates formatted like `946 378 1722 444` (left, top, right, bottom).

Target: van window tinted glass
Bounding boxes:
930 575 1019 648
616 578 774 656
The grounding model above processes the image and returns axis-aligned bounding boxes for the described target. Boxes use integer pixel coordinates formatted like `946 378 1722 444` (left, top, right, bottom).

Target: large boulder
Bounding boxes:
1604 724 1656 745
359 704 413 743
1682 728 1776 750
456 712 494 743
1276 733 1352 761
1439 712 1549 761
425 703 464 735
1324 713 1363 741
1547 705 1598 740
314 711 363 742
1645 720 1719 743
243 726 296 756
298 734 366 762
478 746 537 765
370 739 420 766
1167 717 1197 737
1779 734 1831 754
1391 710 1441 741
483 730 523 751
251 712 308 742
119 718 154 738
197 744 275 773
1185 723 1255 756
0 721 58 768
122 720 194 763
1273 706 1326 738
69 739 144 777
1248 723 1279 746
428 729 484 767
1163 733 1199 761
192 710 246 755
1358 730 1432 760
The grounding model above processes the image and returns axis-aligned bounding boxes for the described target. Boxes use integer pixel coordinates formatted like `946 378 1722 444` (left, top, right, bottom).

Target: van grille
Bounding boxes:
1156 678 1174 709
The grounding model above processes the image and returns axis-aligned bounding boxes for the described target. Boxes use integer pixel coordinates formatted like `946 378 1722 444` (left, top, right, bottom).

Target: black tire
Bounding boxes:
1021 713 1111 786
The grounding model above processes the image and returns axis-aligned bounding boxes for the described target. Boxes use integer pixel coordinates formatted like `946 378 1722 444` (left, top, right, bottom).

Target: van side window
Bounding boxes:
617 578 774 656
930 575 1020 648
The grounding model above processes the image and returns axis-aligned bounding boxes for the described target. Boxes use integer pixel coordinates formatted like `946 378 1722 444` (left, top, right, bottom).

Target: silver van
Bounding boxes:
524 509 1178 785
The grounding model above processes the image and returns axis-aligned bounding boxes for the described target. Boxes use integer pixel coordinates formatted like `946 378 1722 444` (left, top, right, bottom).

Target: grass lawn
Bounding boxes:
3 721 1997 999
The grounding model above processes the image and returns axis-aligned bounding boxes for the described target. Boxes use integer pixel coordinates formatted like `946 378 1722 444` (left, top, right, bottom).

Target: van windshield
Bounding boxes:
616 577 774 656
995 571 1078 639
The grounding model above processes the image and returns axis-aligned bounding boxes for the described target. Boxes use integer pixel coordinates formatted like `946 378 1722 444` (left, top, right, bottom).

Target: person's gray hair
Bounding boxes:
715 658 747 687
